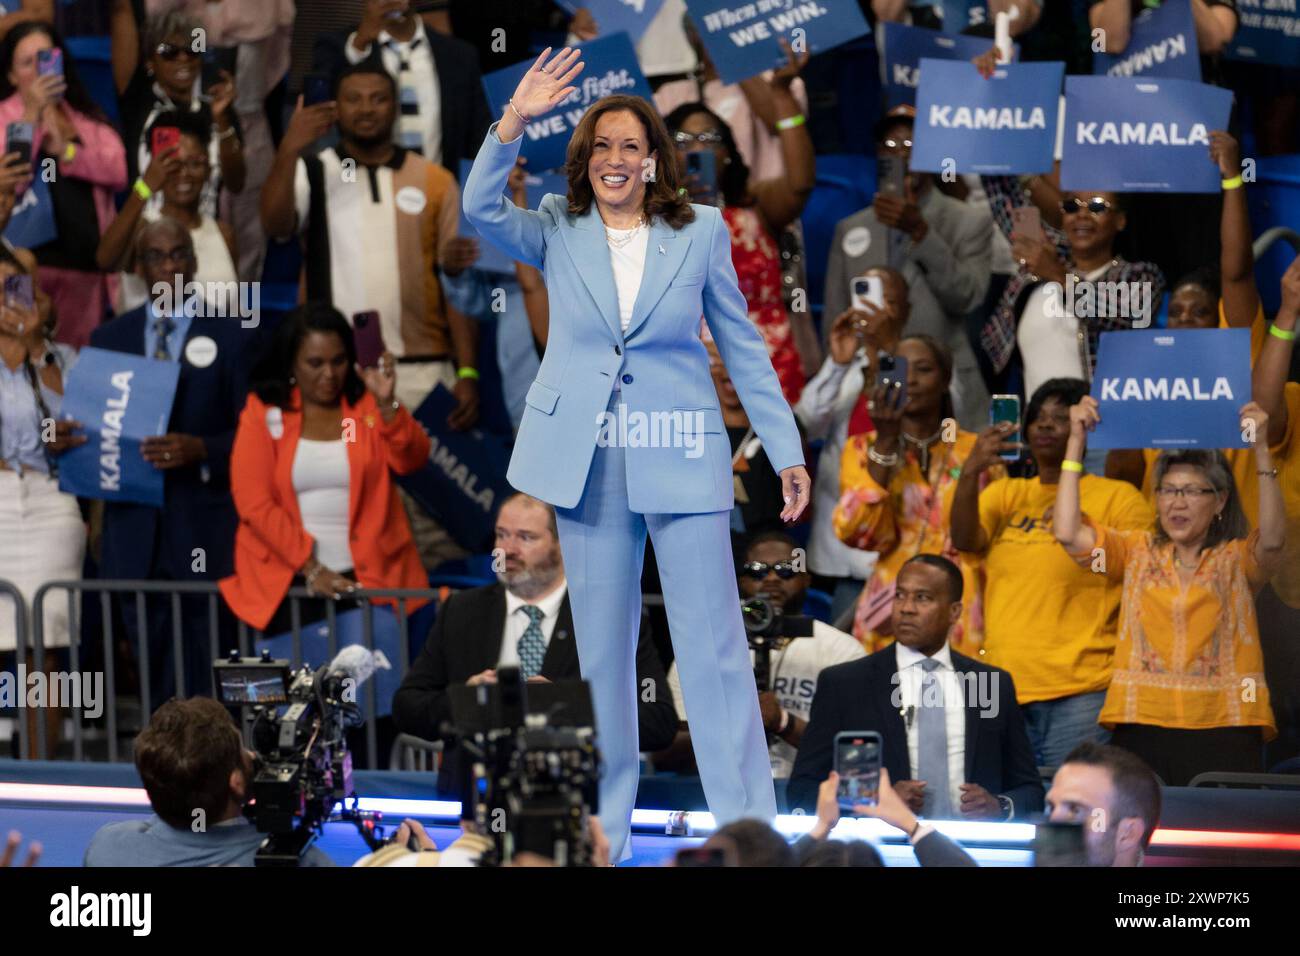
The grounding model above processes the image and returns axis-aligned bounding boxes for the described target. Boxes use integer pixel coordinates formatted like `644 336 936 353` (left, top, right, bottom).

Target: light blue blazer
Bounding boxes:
463 122 804 513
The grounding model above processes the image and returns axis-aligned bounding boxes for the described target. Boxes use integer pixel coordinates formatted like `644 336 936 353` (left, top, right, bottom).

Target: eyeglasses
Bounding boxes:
175 159 208 174
742 561 799 580
881 137 912 150
672 130 723 147
140 247 195 267
154 42 199 62
1059 196 1114 216
1154 485 1217 499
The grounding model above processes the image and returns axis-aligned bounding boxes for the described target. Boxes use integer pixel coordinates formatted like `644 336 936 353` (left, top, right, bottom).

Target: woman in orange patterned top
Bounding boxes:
663 42 814 404
833 334 1002 656
1054 396 1286 786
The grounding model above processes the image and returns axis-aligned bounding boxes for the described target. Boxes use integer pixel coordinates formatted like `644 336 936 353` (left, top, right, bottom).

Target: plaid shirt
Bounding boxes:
979 176 1166 376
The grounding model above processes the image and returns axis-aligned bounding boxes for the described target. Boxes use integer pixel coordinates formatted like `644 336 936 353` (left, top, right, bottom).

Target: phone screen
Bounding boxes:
834 731 882 810
877 154 906 198
5 121 32 166
685 150 718 205
36 48 63 78
4 273 33 311
990 394 1022 462
303 74 332 107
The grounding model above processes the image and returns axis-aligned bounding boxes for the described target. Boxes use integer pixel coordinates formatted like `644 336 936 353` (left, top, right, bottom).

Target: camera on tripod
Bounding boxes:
447 666 600 866
213 649 383 866
741 595 814 694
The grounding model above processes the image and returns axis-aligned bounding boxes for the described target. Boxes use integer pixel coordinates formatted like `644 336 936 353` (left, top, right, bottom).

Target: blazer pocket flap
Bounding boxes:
671 405 725 434
524 380 561 415
670 270 706 288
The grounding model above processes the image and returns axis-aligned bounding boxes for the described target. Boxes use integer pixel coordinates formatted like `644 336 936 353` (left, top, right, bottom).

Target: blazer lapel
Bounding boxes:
624 217 690 341
539 593 577 677
882 644 910 777
557 206 624 344
483 583 508 672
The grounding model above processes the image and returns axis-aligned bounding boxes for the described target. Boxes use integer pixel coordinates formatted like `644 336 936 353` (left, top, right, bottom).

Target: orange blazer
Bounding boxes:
219 388 432 629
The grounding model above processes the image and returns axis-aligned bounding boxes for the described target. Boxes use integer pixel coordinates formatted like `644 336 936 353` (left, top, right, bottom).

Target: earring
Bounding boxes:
289 375 296 385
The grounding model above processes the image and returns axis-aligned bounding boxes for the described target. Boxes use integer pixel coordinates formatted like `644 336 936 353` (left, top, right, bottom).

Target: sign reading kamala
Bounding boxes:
910 60 1062 175
1225 0 1300 67
57 347 180 507
882 22 1015 108
1092 0 1201 81
397 384 512 553
1060 76 1232 193
1088 329 1251 450
458 160 569 275
684 0 870 86
481 32 653 172
554 0 669 45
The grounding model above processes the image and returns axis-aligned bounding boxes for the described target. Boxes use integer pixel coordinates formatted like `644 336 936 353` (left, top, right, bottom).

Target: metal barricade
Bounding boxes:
0 578 29 759
25 579 439 767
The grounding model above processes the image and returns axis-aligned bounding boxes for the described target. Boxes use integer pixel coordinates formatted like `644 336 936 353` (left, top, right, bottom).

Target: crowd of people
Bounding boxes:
0 0 1297 866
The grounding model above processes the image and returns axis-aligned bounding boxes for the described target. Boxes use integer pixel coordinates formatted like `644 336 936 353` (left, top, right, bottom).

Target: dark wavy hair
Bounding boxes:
0 21 110 125
1150 449 1249 548
565 94 694 229
250 303 366 409
662 101 751 208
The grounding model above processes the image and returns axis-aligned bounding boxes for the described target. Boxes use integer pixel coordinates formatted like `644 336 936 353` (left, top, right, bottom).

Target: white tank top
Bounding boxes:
291 438 352 573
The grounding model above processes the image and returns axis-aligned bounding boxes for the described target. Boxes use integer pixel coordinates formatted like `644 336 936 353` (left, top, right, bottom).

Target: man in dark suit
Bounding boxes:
90 218 251 705
393 492 678 796
310 0 492 174
789 554 1044 819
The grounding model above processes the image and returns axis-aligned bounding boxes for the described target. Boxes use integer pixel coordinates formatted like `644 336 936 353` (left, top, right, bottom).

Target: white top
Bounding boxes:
117 212 240 315
605 222 650 334
666 620 867 778
345 20 442 163
893 641 966 817
292 438 352 573
499 579 569 669
1017 263 1106 400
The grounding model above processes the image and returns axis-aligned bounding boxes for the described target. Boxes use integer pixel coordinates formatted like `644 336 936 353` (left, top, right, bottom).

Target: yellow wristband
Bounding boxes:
1269 323 1297 342
63 142 76 163
1061 460 1084 474
456 366 479 381
776 114 806 131
133 179 153 201
1221 175 1243 191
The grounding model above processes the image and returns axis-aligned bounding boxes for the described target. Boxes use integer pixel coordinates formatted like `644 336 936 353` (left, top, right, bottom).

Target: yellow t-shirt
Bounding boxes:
974 474 1154 703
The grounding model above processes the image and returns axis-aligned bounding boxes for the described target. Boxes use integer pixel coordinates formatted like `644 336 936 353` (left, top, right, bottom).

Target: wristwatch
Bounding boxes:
997 794 1014 820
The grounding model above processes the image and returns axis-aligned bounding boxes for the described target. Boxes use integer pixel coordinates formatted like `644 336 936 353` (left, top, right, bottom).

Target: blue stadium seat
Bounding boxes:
64 36 118 127
802 588 833 624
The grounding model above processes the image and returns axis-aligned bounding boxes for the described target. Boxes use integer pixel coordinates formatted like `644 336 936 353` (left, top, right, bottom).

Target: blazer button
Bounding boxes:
614 345 622 356
622 373 633 384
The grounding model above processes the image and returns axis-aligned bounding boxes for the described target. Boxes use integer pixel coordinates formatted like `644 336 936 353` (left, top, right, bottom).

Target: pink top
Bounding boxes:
0 93 127 237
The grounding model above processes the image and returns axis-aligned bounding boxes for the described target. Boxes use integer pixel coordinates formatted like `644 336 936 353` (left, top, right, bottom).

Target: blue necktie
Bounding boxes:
153 315 176 361
917 657 953 819
517 605 546 678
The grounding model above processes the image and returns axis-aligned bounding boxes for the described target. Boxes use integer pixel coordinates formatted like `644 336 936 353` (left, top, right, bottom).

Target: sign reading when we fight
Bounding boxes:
910 59 1062 175
1061 76 1233 192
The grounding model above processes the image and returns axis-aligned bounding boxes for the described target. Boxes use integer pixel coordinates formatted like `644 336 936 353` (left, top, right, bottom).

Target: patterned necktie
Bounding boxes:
153 315 176 361
517 605 546 678
391 37 424 154
916 657 954 819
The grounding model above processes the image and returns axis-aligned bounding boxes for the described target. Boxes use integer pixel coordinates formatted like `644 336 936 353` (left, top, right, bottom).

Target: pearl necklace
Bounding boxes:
605 215 646 249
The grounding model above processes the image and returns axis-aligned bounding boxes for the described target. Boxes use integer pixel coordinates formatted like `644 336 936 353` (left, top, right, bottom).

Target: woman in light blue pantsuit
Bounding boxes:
463 48 811 861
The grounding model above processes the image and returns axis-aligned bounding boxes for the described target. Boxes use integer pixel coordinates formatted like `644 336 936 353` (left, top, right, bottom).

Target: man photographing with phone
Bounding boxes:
789 554 1043 820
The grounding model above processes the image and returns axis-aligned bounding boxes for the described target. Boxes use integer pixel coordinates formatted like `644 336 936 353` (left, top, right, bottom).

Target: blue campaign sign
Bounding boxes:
481 32 653 172
882 22 1015 108
1060 76 1232 193
910 60 1062 175
57 347 180 507
458 159 569 275
3 175 57 249
940 0 991 34
1092 0 1201 81
1089 329 1251 450
554 0 669 45
397 384 513 552
1225 0 1300 67
684 0 871 86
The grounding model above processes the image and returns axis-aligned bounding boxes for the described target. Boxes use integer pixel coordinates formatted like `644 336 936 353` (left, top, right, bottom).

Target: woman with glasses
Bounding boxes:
121 11 244 222
661 39 815 403
1053 395 1286 784
833 333 999 655
0 22 127 348
0 247 85 756
96 110 238 313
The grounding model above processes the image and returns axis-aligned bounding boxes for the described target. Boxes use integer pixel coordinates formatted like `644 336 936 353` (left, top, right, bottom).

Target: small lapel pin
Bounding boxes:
658 244 666 255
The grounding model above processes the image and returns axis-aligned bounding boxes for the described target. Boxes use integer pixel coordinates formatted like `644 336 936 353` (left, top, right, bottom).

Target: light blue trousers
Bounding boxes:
554 402 777 862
